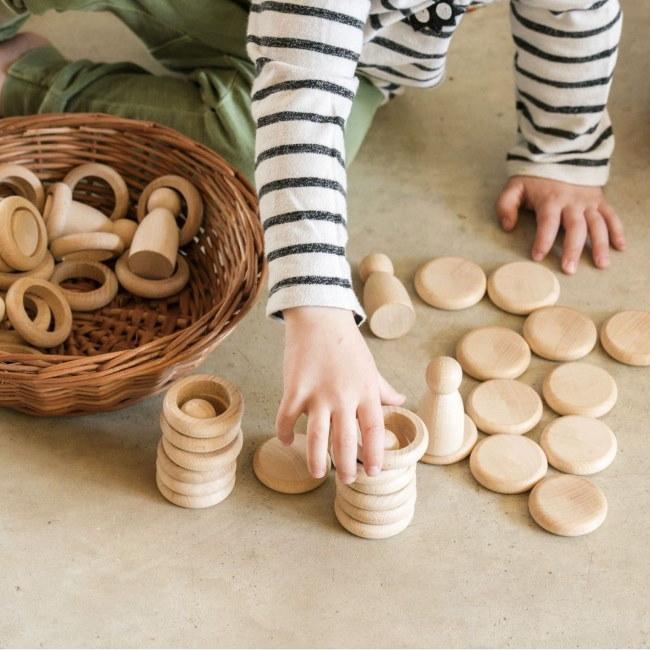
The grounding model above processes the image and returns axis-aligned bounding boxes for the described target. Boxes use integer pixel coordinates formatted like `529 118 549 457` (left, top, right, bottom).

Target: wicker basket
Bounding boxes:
0 114 265 416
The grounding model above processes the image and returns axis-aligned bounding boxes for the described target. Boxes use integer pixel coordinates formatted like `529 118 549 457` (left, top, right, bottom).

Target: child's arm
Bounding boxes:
496 0 625 273
247 2 404 482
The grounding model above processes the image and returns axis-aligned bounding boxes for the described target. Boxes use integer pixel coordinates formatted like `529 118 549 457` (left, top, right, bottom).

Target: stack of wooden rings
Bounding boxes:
334 406 429 539
156 375 244 509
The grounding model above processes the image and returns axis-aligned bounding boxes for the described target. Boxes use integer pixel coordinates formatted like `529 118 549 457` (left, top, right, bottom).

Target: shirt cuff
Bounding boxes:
506 159 610 187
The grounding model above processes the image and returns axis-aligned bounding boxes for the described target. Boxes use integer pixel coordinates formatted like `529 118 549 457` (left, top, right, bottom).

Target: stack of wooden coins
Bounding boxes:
156 374 244 509
334 406 429 539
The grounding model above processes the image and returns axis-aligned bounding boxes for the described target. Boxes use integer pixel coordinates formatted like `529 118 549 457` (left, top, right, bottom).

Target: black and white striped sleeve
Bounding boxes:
247 1 371 322
507 0 622 186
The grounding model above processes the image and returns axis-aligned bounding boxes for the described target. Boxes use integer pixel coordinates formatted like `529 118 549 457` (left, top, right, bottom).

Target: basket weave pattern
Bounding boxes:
0 114 264 416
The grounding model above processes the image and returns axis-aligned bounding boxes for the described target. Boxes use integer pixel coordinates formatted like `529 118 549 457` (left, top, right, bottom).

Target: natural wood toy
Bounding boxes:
0 296 4 323
334 500 415 540
542 362 617 418
50 261 118 312
0 196 48 272
469 434 547 494
352 465 416 496
523 306 597 362
156 472 236 509
253 433 331 494
540 416 617 475
156 440 231 485
160 413 240 454
161 430 243 473
356 428 401 465
600 310 650 366
23 294 53 332
128 206 180 280
115 250 189 299
336 493 415 526
487 261 560 315
0 331 39 355
418 356 478 465
0 251 54 291
182 398 217 419
5 278 72 347
336 475 416 511
414 256 486 310
456 326 531 381
466 379 543 436
49 231 126 263
62 163 129 222
358 253 415 339
528 475 607 537
157 460 236 497
0 163 45 210
137 175 204 246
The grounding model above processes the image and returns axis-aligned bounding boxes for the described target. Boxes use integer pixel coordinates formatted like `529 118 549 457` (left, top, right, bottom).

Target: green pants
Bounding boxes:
0 0 383 183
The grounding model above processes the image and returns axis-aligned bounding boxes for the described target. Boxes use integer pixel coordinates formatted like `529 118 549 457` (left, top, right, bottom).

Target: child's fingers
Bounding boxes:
378 374 405 406
600 202 626 251
275 397 302 446
531 202 561 262
331 409 359 485
561 207 588 274
357 398 385 477
495 179 525 231
306 407 331 479
585 208 610 269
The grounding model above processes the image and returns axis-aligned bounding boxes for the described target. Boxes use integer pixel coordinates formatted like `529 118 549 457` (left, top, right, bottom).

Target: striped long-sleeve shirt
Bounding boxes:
247 0 622 322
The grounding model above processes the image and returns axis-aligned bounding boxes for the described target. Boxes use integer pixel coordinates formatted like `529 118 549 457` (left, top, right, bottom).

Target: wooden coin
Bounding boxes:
156 440 233 484
469 434 547 494
523 306 597 361
335 493 416 526
253 433 330 494
5 277 72 347
160 413 240 454
115 250 189 299
487 261 560 315
414 256 486 310
334 499 414 539
0 196 48 271
351 465 415 496
156 471 235 509
156 463 235 497
335 475 416 511
161 430 243 472
456 326 531 380
182 398 217 419
0 163 45 210
600 310 650 366
540 416 617 475
528 475 607 536
0 251 54 291
50 260 118 311
421 414 478 465
466 379 543 435
543 362 617 418
63 162 130 222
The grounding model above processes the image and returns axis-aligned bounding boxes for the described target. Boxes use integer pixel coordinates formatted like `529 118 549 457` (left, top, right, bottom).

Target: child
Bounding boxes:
0 0 625 486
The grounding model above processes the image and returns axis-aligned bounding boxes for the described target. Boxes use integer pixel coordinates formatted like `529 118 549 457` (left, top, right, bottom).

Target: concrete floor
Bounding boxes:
1 2 649 648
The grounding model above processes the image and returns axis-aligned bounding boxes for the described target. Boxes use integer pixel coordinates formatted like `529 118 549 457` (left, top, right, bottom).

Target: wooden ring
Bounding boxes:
5 278 72 347
0 251 54 291
156 462 236 497
115 250 189 299
163 374 243 439
50 232 125 262
156 472 236 509
50 260 118 311
156 439 233 484
335 494 416 526
137 175 203 246
63 163 129 221
334 500 414 539
0 331 40 355
351 465 415 495
0 164 45 210
160 413 240 453
0 196 48 271
335 475 416 511
161 430 243 473
379 406 429 470
23 294 52 331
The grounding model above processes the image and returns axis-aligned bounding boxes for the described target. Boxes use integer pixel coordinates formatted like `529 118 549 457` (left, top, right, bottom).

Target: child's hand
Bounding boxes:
496 176 625 274
279 306 405 484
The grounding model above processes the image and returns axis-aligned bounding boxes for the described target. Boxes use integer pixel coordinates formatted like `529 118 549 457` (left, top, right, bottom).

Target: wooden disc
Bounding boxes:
529 475 607 536
421 414 478 465
156 471 236 509
487 261 560 315
414 256 486 310
161 430 243 472
540 416 617 475
469 434 547 494
0 251 54 291
182 398 217 419
335 493 416 526
156 440 234 484
253 433 330 494
543 362 617 417
334 499 414 539
335 475 416 511
466 379 543 435
600 310 650 366
351 465 415 496
456 326 531 380
523 306 597 361
156 463 235 496
160 414 240 454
